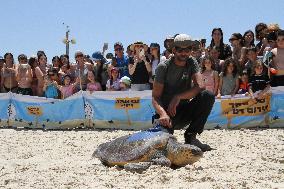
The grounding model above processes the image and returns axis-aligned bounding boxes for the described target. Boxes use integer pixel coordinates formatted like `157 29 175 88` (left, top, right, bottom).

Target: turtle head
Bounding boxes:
166 137 203 166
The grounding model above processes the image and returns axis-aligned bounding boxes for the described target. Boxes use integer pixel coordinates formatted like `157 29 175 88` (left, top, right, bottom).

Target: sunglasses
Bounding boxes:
75 54 83 58
229 38 238 42
176 47 191 53
115 48 123 51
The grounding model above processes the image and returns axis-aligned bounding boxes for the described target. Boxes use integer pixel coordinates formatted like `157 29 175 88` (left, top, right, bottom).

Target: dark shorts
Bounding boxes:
270 75 284 87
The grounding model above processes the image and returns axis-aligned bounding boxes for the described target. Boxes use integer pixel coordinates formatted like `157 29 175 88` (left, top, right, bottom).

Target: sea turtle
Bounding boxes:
93 130 203 172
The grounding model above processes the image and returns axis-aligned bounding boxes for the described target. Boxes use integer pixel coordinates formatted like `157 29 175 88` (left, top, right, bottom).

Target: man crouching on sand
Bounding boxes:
152 34 215 152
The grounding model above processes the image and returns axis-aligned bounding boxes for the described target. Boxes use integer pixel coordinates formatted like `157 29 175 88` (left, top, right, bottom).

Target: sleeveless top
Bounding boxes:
220 72 238 95
202 70 216 93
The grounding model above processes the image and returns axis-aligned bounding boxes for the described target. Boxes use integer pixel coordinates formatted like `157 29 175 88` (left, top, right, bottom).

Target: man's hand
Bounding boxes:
167 95 180 117
159 113 172 128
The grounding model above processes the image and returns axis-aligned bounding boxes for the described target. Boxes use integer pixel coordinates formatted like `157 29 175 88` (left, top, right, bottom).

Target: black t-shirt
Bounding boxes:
155 57 199 108
249 74 270 92
129 57 150 84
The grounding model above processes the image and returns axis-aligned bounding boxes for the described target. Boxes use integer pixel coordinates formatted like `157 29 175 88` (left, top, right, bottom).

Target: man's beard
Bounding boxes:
176 55 188 61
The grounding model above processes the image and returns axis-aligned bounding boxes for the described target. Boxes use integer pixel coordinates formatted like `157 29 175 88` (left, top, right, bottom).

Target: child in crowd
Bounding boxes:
238 71 249 95
87 70 102 93
245 47 258 77
119 76 131 91
16 54 33 95
217 58 239 97
271 30 284 86
201 56 219 95
248 61 270 99
209 46 224 73
43 74 58 98
56 75 79 99
106 67 120 91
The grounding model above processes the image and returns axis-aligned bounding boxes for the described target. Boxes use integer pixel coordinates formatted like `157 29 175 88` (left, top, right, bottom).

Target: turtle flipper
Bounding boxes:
124 162 152 173
152 156 171 167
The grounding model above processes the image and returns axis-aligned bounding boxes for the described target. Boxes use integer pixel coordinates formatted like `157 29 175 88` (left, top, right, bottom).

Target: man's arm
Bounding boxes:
167 72 205 117
152 81 172 128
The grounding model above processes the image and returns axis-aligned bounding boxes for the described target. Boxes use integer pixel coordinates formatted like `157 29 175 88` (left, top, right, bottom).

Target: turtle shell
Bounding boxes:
94 131 173 166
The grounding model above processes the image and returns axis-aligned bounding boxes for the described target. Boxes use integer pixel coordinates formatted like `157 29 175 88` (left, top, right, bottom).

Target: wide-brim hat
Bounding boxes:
130 41 148 52
173 34 196 48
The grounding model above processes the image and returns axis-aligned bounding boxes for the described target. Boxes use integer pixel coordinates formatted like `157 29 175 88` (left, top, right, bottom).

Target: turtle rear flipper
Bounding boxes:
124 162 152 173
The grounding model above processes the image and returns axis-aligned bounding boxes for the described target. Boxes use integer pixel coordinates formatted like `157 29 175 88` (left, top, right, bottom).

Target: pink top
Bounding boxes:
60 85 74 99
87 82 101 92
202 70 216 93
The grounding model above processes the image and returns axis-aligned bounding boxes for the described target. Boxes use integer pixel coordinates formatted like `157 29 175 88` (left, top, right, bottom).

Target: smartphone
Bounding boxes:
139 48 145 58
103 43 108 51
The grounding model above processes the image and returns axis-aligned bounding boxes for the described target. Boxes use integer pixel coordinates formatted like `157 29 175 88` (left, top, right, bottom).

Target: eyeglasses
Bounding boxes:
176 47 191 53
115 48 123 51
75 54 83 58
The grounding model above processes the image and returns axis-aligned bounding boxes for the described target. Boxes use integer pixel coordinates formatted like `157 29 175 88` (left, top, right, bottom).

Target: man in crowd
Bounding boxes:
113 42 130 78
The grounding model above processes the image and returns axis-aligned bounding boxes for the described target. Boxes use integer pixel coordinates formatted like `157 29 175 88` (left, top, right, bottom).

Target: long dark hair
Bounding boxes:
243 30 255 47
28 56 38 69
210 28 225 48
201 56 215 73
222 58 238 77
4 53 14 64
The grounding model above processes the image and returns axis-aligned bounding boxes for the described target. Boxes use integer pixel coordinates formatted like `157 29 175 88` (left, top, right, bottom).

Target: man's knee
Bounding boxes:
200 90 215 106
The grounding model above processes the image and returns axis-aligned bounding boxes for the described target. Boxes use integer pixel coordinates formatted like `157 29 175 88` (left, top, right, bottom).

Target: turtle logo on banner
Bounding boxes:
26 106 43 128
115 97 141 126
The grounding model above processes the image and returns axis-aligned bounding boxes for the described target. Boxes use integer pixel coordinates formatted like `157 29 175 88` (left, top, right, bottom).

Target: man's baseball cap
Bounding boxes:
173 34 195 48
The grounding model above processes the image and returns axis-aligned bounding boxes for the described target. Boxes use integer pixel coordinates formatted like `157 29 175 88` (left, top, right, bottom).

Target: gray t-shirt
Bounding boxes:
155 57 200 108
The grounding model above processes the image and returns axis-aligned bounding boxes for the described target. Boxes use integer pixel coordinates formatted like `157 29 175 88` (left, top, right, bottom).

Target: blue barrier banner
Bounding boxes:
0 87 283 130
0 93 11 127
84 90 153 130
10 92 85 129
269 86 284 128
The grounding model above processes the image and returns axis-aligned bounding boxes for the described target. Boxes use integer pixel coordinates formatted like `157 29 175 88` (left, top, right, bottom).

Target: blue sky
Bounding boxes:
1 0 283 62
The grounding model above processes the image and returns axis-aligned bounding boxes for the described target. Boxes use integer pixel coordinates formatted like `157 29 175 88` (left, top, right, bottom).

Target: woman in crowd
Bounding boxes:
1 53 18 93
149 43 160 87
128 41 151 91
209 28 232 60
92 51 109 91
243 30 255 48
229 33 246 72
28 56 44 96
52 56 62 70
73 51 90 91
255 23 268 56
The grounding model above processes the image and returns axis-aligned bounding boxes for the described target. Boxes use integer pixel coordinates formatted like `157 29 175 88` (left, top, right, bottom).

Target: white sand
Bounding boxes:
0 128 283 189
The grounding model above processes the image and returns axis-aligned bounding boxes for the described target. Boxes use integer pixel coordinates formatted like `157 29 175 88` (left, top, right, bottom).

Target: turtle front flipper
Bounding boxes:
152 156 171 167
124 162 152 173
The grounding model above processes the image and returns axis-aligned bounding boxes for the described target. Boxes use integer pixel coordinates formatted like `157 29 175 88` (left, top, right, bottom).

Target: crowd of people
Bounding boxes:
0 22 283 99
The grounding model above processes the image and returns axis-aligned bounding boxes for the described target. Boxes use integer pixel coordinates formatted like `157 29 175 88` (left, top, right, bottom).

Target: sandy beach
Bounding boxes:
0 128 283 189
